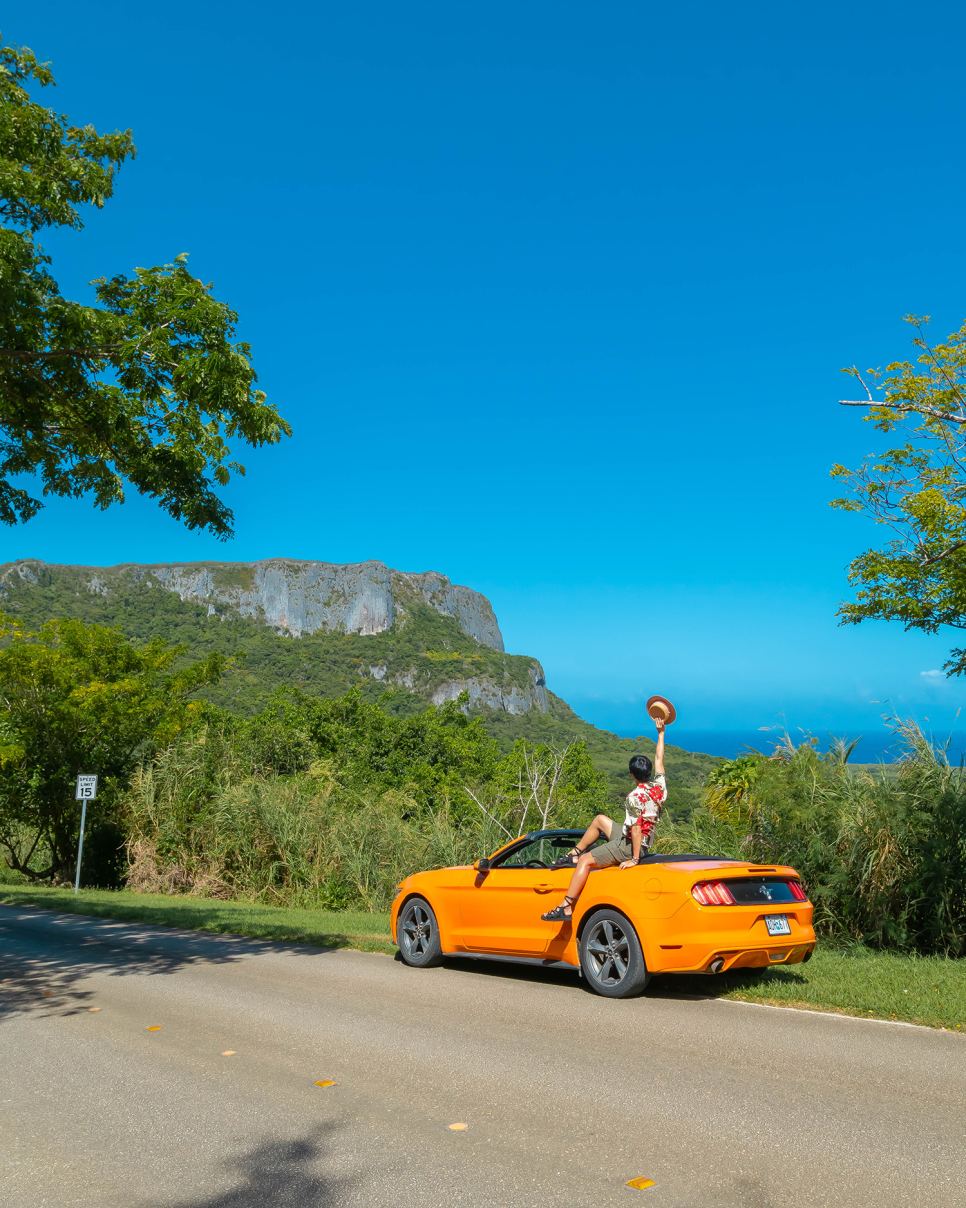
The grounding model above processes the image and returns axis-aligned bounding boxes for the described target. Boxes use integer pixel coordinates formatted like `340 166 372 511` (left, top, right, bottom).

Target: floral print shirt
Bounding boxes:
622 774 668 848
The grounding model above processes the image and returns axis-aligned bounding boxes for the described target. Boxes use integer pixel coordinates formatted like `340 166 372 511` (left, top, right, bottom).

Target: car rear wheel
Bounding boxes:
579 909 650 998
397 897 444 968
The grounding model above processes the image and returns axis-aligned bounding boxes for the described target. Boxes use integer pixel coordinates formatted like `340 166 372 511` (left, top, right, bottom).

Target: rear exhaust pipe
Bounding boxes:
708 957 725 974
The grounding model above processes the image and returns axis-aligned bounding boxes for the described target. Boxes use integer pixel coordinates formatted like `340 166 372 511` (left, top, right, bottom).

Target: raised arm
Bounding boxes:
654 717 665 776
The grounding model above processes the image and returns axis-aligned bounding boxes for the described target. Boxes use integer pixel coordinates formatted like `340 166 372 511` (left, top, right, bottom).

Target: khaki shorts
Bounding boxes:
592 832 637 868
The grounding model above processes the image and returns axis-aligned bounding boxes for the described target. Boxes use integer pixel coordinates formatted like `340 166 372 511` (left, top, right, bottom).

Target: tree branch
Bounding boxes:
462 786 512 838
920 540 966 567
839 399 966 425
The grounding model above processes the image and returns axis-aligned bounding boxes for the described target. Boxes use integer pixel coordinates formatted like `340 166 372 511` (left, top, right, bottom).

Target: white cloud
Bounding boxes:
921 669 943 678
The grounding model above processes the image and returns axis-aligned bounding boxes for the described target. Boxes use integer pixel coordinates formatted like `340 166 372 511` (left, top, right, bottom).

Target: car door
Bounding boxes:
458 837 574 955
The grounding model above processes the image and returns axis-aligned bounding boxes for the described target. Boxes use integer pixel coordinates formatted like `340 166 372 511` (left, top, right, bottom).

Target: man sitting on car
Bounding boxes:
540 716 667 923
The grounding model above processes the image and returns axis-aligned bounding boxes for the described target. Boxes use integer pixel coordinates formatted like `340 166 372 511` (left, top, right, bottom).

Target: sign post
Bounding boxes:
74 775 98 895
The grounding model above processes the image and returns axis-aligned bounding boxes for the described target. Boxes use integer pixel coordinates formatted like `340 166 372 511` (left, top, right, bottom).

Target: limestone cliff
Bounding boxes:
430 666 549 715
1 557 504 649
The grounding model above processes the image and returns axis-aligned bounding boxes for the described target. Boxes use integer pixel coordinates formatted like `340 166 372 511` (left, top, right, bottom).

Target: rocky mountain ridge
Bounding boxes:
5 557 504 649
0 557 548 716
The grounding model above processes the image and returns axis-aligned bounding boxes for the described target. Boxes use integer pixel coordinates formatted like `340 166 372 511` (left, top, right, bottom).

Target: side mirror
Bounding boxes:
477 858 491 872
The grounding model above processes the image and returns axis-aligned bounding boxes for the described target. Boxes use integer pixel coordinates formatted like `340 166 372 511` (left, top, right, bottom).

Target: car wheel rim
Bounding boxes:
402 904 432 957
586 919 630 986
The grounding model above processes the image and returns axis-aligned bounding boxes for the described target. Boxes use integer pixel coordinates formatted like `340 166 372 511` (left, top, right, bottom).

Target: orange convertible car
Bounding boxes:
390 829 816 998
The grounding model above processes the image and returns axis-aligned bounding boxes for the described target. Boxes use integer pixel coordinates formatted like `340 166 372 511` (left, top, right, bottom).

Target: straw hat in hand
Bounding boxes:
646 695 677 725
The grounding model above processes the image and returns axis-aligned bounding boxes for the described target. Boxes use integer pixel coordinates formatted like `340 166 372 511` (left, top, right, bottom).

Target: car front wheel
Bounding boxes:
397 897 444 968
579 909 650 998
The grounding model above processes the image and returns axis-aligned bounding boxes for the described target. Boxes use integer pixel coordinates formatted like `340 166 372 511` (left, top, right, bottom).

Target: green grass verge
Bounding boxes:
1 886 962 1031
0 885 395 954
662 947 966 1031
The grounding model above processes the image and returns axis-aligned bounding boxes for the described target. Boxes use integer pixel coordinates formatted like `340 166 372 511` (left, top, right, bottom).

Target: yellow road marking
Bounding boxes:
221 1050 236 1056
314 1080 336 1088
626 1177 656 1190
447 1123 469 1131
145 1026 162 1032
89 1007 101 1012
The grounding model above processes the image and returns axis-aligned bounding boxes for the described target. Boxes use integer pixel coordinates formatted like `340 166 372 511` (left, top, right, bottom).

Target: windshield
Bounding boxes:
493 834 586 868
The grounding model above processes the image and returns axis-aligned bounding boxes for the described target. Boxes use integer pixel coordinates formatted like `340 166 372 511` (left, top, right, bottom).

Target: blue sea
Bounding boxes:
621 728 966 764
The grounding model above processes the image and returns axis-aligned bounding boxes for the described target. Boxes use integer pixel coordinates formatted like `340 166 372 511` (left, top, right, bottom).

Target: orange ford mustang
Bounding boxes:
390 828 816 998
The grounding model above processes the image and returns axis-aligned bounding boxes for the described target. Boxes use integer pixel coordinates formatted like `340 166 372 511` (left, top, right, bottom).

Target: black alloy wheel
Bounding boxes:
578 909 650 998
397 897 444 968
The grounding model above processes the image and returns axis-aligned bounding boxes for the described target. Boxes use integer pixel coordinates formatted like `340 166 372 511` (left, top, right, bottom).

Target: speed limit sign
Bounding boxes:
75 774 98 800
73 775 97 895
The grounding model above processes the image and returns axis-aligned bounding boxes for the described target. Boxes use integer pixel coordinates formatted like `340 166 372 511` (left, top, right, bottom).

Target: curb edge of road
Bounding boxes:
716 995 963 1034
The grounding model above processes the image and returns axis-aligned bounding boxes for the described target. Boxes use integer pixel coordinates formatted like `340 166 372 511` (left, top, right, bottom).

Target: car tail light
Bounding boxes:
692 880 737 905
788 880 808 901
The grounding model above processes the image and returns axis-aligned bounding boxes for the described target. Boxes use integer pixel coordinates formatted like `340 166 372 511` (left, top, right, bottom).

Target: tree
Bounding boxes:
0 616 226 881
242 686 501 813
832 314 966 673
0 40 291 538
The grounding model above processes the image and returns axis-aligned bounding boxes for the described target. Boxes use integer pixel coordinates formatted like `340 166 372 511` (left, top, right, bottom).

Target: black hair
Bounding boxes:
629 754 653 783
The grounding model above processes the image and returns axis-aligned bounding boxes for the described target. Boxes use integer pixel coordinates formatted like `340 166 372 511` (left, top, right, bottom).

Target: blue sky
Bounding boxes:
6 1 966 745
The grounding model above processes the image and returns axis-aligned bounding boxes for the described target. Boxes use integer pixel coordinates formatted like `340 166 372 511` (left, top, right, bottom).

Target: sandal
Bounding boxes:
550 847 585 870
541 896 577 923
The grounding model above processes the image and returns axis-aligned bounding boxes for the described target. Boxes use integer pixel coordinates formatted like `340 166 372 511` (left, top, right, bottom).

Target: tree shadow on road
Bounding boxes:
0 903 348 1023
140 1125 351 1208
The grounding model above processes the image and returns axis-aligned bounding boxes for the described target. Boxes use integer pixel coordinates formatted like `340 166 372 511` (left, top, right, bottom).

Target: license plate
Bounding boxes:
765 915 791 936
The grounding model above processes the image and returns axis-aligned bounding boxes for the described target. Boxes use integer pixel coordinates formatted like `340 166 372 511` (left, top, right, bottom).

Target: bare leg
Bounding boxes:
559 851 599 917
567 815 613 857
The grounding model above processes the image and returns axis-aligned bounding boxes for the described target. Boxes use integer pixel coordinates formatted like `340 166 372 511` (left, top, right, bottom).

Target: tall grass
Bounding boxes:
122 728 515 911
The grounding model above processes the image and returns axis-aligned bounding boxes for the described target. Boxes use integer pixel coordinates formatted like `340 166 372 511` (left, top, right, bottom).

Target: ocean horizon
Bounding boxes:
616 727 966 764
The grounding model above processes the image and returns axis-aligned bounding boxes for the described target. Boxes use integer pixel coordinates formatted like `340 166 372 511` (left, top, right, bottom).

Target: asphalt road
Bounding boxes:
0 904 963 1208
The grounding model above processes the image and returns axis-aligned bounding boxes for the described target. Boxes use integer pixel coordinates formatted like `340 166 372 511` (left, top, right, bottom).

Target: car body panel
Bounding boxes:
458 867 573 954
390 834 816 976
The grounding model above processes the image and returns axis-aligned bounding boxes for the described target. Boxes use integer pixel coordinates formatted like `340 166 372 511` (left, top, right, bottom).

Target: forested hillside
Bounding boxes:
0 558 719 816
